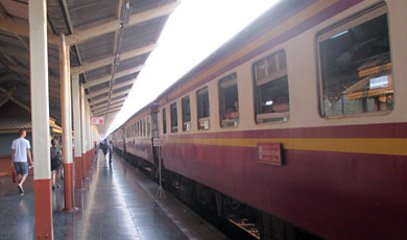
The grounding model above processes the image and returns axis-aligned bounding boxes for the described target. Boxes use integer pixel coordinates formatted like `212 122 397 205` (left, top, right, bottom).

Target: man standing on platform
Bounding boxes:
108 141 113 165
11 129 32 195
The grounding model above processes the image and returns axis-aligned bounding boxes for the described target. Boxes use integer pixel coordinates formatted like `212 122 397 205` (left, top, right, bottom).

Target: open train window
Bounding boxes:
182 96 191 132
142 119 146 137
162 108 167 134
253 50 289 123
147 119 150 137
197 87 210 130
317 3 392 117
170 102 178 133
219 73 239 128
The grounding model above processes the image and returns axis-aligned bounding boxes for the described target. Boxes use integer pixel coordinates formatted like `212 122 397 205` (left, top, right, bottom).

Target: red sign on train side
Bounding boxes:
257 142 283 166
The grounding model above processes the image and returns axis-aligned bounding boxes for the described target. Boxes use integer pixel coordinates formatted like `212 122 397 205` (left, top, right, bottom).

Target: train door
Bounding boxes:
151 109 160 178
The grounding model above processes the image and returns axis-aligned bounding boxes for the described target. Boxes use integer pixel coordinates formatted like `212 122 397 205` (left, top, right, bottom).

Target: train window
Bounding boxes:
197 87 210 130
139 120 142 136
143 118 147 137
143 119 147 137
181 96 191 132
170 102 178 133
162 108 167 134
253 50 289 123
219 73 239 128
140 120 143 137
147 120 150 137
317 4 392 117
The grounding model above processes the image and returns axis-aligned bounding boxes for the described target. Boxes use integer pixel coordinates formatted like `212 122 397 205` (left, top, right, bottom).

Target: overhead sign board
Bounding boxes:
91 117 104 125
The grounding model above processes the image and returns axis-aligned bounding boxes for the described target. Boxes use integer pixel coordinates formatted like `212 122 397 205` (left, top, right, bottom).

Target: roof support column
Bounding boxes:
86 102 93 169
80 86 88 176
29 0 53 239
60 34 74 211
72 74 83 189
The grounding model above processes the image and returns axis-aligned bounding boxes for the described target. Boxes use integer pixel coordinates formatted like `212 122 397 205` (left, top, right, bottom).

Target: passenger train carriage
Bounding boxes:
110 0 407 239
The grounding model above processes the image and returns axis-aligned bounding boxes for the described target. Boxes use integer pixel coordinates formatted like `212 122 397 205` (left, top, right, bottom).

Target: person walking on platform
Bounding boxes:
108 141 113 165
10 129 32 195
50 138 63 190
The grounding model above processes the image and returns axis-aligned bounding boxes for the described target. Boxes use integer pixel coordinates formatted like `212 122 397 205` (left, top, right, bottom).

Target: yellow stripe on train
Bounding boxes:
165 138 407 156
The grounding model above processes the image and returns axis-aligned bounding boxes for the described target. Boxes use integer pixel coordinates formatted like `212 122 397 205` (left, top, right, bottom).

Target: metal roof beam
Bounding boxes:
71 44 153 75
91 98 125 108
94 108 120 117
66 1 179 46
91 99 126 111
0 46 59 70
93 106 122 116
90 90 130 105
0 17 59 45
87 80 134 100
92 102 123 113
83 64 143 89
9 65 29 75
0 73 12 83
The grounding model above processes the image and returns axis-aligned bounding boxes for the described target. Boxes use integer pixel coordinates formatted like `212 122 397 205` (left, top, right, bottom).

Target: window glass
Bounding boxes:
219 73 239 128
139 120 142 136
253 50 289 123
181 96 191 132
197 87 210 130
170 102 178 133
318 4 392 117
147 119 150 137
142 120 144 136
162 108 167 134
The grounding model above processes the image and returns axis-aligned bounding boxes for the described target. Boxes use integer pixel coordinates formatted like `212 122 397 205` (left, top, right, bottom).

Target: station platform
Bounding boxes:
0 152 229 240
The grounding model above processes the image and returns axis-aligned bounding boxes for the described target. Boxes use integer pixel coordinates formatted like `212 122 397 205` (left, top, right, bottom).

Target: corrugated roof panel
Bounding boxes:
129 0 176 14
88 82 110 92
67 0 116 29
0 118 31 131
78 32 115 62
114 72 139 84
111 94 128 102
116 53 149 72
92 92 109 101
121 16 168 51
84 65 111 81
112 85 132 95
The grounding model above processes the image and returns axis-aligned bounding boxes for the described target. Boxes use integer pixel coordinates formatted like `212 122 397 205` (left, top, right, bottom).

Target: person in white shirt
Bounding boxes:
11 129 32 195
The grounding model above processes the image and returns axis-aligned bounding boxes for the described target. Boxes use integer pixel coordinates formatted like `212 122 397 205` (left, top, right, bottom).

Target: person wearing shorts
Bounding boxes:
11 129 32 195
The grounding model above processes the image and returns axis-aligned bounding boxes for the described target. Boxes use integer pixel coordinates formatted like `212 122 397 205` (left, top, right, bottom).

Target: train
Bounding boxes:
109 0 407 239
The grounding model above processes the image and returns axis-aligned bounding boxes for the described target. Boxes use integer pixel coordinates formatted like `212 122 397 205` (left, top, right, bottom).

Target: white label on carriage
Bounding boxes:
153 138 162 147
257 142 283 166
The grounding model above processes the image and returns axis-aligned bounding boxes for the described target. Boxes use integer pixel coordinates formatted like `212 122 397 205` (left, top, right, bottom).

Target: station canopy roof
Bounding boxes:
0 0 178 134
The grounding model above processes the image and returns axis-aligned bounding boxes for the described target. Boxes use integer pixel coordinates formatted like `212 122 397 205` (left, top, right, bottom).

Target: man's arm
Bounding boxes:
27 149 33 165
11 149 15 168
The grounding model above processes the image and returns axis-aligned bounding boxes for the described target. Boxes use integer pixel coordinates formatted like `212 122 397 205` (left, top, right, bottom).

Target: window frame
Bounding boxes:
252 49 290 124
181 95 191 132
196 87 210 131
170 102 178 133
316 2 392 119
162 108 167 134
218 73 239 128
